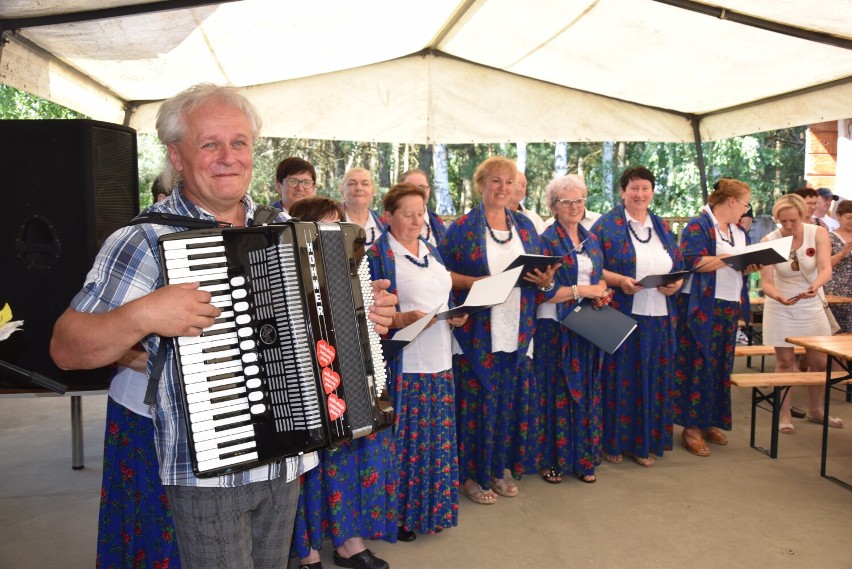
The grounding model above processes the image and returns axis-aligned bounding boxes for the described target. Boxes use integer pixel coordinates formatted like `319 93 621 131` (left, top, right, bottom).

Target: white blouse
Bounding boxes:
627 211 673 317
485 227 525 354
389 234 454 373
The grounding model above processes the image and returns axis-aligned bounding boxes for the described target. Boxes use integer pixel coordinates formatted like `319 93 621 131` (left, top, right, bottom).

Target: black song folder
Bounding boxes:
721 235 792 271
505 254 562 287
560 300 638 354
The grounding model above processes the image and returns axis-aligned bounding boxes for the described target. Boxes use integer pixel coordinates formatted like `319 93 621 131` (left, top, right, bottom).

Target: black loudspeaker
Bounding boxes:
0 119 139 390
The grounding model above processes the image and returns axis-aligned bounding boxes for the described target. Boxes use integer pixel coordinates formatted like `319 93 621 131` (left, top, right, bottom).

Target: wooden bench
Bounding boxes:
731 371 847 458
734 345 806 372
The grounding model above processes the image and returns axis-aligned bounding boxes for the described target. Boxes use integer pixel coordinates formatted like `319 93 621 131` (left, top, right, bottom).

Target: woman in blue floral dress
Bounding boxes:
290 197 396 569
536 175 607 484
591 166 684 467
367 183 468 540
438 156 555 504
674 179 754 456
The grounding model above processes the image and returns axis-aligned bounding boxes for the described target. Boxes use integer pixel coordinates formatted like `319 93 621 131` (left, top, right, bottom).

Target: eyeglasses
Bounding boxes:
283 177 316 189
556 198 587 208
735 197 751 209
790 250 800 271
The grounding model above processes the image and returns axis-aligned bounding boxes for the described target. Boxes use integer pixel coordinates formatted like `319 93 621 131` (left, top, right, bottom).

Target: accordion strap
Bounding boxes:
140 204 282 407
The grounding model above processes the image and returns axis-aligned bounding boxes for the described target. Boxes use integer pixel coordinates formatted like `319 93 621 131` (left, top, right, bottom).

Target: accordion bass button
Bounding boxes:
236 314 251 325
230 276 245 287
250 404 266 415
244 365 260 376
248 391 263 402
232 288 248 299
246 378 262 389
238 327 253 338
234 301 249 312
240 339 255 351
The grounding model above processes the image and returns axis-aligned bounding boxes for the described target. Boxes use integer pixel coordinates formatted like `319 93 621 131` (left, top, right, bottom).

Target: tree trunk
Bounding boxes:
555 142 568 176
602 141 614 197
433 143 455 215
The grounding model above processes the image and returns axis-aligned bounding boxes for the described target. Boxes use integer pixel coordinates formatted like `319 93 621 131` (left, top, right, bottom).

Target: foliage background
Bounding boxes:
1 85 805 217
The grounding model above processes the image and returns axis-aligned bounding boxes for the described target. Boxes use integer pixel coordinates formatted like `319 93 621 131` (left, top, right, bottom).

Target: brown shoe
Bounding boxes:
681 431 711 457
702 427 728 445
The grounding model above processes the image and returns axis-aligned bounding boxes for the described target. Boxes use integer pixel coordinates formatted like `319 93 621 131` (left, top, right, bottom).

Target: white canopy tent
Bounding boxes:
1 0 850 145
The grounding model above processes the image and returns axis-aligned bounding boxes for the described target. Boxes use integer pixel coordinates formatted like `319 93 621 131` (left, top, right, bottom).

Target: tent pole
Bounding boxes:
691 116 708 202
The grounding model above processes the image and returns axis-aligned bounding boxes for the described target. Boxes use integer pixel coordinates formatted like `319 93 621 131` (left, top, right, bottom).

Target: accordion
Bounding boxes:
159 221 393 478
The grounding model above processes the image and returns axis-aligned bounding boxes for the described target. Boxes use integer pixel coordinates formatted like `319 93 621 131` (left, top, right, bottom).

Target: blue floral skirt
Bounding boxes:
97 396 181 569
600 314 675 458
395 370 458 533
291 429 397 557
673 296 739 430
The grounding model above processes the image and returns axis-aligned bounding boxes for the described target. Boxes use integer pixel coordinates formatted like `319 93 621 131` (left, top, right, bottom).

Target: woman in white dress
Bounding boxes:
760 193 844 433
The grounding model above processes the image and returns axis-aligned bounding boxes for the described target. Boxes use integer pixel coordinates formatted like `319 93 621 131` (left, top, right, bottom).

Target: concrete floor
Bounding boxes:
2 359 852 569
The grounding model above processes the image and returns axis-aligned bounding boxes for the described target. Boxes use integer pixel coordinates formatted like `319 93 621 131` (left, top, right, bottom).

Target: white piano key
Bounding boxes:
178 331 238 348
179 335 238 355
188 394 250 414
193 424 255 451
237 327 253 338
234 301 250 312
165 255 227 270
246 377 262 389
190 409 251 434
236 314 252 326
211 297 234 309
180 347 241 366
241 352 258 363
247 391 263 402
181 362 244 385
184 375 245 395
230 275 246 287
244 364 260 376
167 272 227 285
164 244 225 260
182 358 244 376
192 421 254 444
162 235 224 249
250 403 266 415
239 339 255 351
196 451 259 473
232 288 248 299
166 267 228 283
195 439 257 463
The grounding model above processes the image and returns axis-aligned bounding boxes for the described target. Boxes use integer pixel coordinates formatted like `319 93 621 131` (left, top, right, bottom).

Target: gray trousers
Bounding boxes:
165 475 300 569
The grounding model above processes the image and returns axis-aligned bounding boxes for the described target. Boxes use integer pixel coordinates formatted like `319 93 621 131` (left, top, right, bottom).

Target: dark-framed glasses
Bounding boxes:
284 177 316 189
790 250 800 271
735 197 751 209
556 198 586 208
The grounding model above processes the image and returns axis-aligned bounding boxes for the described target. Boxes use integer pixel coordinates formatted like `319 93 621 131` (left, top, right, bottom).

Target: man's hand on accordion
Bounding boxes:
368 279 398 335
145 282 223 338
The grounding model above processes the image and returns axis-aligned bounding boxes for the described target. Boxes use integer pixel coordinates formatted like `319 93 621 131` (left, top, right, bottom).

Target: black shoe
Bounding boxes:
397 527 417 542
333 549 389 569
299 563 323 569
791 406 806 419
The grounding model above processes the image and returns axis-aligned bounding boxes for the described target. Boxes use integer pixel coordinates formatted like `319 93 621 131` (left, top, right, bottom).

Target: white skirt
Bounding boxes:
762 296 831 347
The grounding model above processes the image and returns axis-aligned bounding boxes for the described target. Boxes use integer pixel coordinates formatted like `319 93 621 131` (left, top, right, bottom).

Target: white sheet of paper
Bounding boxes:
465 265 524 306
392 305 442 342
752 234 793 256
436 265 524 318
